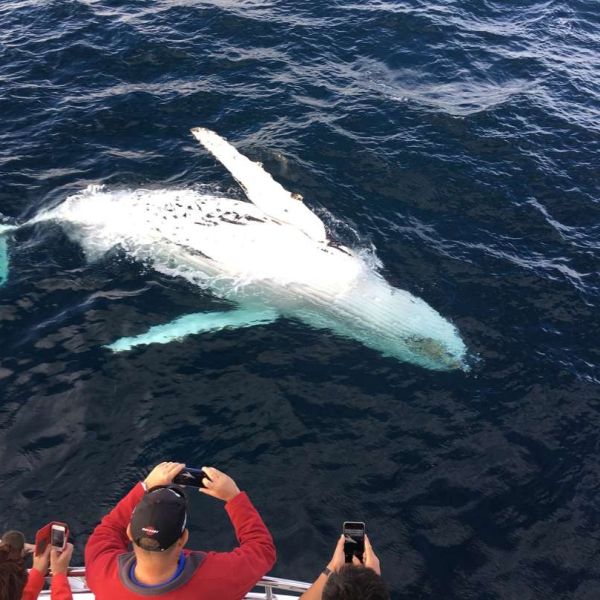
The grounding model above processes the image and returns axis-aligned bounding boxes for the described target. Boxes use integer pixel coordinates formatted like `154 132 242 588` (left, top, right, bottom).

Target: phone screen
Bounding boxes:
51 527 65 550
343 521 365 563
173 467 209 488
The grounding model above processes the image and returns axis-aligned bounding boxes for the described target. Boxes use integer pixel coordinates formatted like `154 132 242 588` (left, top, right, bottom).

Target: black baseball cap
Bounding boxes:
130 486 188 552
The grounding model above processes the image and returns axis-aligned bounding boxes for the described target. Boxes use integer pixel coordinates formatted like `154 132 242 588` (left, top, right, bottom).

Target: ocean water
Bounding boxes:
0 1 599 598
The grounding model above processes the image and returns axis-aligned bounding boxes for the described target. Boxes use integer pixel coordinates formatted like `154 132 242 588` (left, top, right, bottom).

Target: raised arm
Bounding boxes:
300 535 346 600
50 543 75 600
300 534 382 600
84 482 144 588
200 467 276 595
22 546 50 600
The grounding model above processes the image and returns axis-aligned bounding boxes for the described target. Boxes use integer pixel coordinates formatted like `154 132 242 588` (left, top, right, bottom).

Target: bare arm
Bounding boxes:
300 534 382 600
300 535 345 600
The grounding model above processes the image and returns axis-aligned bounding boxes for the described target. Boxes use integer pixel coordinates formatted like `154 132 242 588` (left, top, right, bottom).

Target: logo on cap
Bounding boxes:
142 526 159 536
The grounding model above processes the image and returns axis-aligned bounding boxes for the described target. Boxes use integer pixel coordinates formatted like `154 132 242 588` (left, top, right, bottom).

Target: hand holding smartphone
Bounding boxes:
35 522 69 555
343 521 365 563
173 467 211 488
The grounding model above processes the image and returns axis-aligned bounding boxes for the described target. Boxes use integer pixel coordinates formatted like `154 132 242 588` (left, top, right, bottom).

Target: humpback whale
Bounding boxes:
0 128 467 370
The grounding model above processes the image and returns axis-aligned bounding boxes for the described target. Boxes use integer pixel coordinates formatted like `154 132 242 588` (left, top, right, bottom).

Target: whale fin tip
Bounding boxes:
106 306 279 352
0 224 18 286
190 127 327 242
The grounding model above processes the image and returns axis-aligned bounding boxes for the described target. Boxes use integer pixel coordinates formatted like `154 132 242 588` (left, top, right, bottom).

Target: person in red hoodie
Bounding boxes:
84 462 276 600
21 542 74 600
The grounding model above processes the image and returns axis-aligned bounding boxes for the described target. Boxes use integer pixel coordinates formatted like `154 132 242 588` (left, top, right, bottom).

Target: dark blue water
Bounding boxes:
1 1 599 597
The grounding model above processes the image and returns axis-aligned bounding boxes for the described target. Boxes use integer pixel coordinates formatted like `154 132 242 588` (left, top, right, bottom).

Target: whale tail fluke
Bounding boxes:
191 126 327 242
0 223 18 286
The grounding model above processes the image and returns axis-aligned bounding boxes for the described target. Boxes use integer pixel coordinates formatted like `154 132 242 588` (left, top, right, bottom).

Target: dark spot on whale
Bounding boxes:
221 217 243 225
189 247 212 259
327 241 352 256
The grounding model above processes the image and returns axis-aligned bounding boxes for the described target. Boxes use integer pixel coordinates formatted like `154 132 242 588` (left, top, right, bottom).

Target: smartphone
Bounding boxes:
35 522 68 555
50 523 68 552
343 521 365 563
173 467 210 488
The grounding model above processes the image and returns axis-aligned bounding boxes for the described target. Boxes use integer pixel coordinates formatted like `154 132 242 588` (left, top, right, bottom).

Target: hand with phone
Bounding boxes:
362 535 381 575
300 528 384 600
322 527 380 574
51 542 74 575
198 466 240 502
142 462 237 500
173 467 212 488
144 462 185 489
35 522 69 557
325 534 347 572
341 522 381 574
32 544 51 576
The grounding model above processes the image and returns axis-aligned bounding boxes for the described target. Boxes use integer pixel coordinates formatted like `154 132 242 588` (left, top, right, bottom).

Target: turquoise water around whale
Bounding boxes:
0 1 599 598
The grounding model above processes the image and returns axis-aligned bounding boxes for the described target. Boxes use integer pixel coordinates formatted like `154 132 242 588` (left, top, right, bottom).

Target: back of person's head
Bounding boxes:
0 532 25 556
323 565 390 600
128 485 189 558
0 546 27 600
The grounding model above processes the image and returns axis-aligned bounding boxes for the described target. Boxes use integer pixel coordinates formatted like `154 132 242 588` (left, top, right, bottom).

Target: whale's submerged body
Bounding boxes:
1 128 467 370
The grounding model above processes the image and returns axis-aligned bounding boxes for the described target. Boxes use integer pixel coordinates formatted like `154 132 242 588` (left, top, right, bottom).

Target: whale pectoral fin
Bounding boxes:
0 224 18 286
190 127 327 242
0 237 8 286
105 306 279 352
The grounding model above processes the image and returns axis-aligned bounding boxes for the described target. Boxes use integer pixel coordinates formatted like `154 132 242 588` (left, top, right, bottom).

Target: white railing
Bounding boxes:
37 567 310 599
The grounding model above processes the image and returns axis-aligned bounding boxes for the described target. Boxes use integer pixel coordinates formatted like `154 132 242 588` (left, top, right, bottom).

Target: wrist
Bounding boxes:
326 561 340 573
224 489 241 502
32 565 48 576
52 571 69 579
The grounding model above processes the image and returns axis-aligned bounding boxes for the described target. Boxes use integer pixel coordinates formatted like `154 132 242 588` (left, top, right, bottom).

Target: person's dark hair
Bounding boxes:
0 546 27 600
1 531 25 554
323 565 390 600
